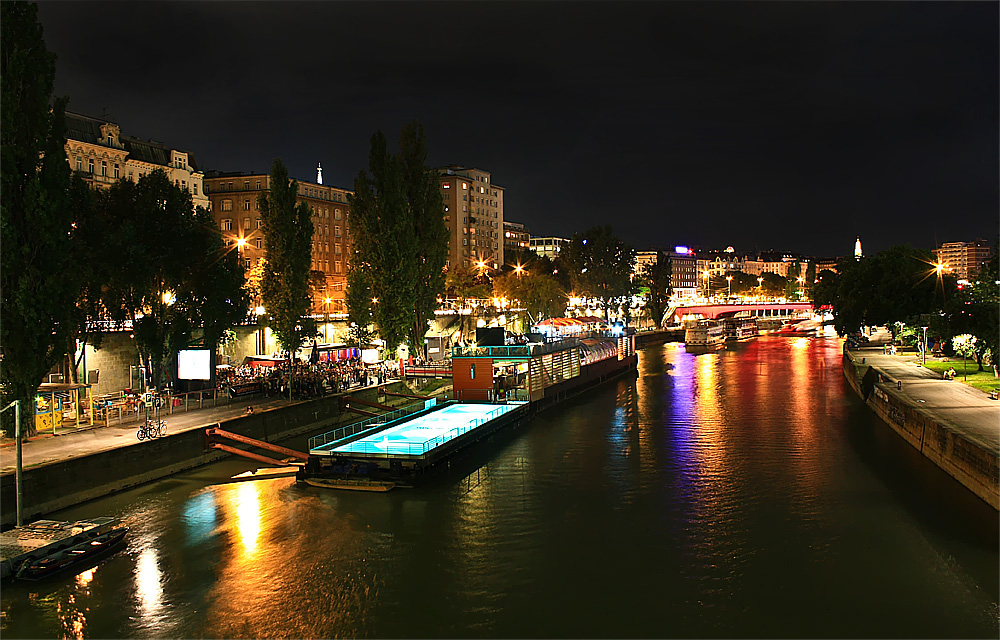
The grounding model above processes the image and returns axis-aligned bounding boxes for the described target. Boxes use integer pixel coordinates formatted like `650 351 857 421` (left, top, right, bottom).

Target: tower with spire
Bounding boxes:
854 236 863 260
316 163 323 185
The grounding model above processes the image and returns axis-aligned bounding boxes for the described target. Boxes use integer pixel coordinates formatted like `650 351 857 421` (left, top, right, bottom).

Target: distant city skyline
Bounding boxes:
37 1 998 256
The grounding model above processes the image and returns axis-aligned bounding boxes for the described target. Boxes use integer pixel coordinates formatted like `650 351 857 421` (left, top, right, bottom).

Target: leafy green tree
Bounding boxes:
938 246 998 371
759 272 786 297
492 268 566 329
638 251 672 328
562 225 636 323
445 266 492 341
1 1 81 436
811 269 839 311
349 123 448 356
259 159 315 359
345 266 375 348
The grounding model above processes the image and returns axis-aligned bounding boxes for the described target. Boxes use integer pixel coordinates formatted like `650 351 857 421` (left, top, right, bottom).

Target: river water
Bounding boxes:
2 335 997 638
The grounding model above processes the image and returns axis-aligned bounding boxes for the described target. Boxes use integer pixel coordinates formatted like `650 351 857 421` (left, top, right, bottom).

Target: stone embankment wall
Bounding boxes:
842 351 999 510
0 382 410 527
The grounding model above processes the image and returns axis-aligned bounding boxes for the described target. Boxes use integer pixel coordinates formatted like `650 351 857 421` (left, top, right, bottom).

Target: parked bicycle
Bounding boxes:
137 418 166 440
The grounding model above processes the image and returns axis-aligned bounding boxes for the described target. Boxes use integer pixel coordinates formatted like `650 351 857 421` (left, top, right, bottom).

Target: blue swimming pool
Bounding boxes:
314 402 525 457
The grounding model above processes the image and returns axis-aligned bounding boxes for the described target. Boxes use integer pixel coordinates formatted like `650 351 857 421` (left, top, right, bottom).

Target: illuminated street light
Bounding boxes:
161 291 176 306
372 297 379 304
726 275 733 297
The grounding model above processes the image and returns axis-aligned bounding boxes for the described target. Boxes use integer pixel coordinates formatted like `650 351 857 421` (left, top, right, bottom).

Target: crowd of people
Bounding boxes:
217 358 398 400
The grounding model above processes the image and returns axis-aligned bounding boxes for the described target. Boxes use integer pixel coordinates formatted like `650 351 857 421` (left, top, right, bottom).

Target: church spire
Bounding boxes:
854 236 863 260
316 163 323 185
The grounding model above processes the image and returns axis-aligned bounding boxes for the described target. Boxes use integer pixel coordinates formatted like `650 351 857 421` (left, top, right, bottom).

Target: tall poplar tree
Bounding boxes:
1 1 81 436
258 159 314 359
562 226 636 323
349 122 447 356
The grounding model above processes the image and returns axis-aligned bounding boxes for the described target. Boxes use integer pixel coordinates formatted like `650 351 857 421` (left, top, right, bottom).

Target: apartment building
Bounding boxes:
203 171 352 314
437 166 504 270
528 236 569 259
934 240 992 280
503 220 530 264
64 111 208 209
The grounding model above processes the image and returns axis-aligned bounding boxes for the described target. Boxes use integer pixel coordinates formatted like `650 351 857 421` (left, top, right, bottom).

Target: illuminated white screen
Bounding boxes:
177 350 211 380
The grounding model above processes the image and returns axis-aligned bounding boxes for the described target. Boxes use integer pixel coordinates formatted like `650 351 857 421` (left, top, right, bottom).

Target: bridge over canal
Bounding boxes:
666 302 818 324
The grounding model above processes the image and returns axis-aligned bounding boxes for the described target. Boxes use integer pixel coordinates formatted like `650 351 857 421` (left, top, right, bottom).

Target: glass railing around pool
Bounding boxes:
308 400 429 451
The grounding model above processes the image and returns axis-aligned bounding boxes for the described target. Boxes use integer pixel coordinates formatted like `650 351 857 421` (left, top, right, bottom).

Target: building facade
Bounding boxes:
503 220 530 264
437 166 504 271
667 249 699 300
203 172 352 315
64 111 207 209
934 240 992 280
528 236 570 259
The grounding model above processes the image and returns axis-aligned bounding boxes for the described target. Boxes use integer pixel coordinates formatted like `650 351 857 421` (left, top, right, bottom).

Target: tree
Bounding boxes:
561 225 636 323
1 1 81 436
349 123 448 356
259 159 315 359
399 122 449 351
92 172 246 389
825 245 950 336
492 268 566 330
445 266 492 342
951 334 977 380
637 251 672 328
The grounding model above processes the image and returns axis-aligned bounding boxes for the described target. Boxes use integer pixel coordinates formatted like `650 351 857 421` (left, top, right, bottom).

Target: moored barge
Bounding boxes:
297 330 638 489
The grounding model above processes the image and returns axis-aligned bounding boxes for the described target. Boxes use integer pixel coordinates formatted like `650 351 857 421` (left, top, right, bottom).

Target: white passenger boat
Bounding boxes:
684 320 726 352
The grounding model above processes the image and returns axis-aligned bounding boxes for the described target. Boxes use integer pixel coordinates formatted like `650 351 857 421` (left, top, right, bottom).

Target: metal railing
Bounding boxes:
308 400 429 451
337 403 518 457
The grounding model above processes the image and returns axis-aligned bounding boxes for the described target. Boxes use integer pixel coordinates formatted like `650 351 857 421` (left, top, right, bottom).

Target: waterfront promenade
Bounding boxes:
852 349 999 453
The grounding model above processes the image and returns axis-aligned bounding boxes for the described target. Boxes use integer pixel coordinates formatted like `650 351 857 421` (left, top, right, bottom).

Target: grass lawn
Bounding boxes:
921 359 1000 394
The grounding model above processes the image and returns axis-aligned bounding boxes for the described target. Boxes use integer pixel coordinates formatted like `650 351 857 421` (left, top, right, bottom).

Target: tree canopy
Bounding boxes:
1 1 80 435
259 158 315 358
348 122 448 355
561 225 636 323
637 252 672 328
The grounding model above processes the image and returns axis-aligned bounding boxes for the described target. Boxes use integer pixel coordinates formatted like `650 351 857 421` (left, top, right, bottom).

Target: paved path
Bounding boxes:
0 381 425 475
852 348 999 453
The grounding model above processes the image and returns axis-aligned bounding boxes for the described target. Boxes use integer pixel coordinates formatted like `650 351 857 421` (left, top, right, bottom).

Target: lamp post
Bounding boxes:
726 275 733 298
703 271 711 300
236 236 247 270
757 277 763 300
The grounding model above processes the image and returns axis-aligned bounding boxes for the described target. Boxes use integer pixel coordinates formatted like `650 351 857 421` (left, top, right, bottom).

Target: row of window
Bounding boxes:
73 156 203 196
207 180 347 202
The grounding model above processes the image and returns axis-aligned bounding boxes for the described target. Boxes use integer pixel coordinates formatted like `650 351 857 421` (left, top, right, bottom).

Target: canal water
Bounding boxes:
2 335 997 638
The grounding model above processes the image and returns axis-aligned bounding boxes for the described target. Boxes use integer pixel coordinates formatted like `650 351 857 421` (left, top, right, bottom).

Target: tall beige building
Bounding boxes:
203 172 352 314
437 166 504 271
934 240 992 280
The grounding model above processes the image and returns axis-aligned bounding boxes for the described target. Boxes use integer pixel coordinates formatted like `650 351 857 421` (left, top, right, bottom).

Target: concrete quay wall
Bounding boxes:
0 382 407 527
842 352 999 510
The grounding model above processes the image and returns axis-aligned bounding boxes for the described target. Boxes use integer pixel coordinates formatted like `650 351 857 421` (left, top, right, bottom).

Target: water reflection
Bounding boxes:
134 547 164 623
230 481 262 558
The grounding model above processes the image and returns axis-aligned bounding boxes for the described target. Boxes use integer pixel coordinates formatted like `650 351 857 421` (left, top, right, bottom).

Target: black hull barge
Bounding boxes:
298 330 637 490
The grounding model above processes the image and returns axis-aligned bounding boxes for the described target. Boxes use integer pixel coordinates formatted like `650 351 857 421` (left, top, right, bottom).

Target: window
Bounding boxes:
325 242 329 253
88 158 94 173
335 261 342 273
228 182 233 190
335 209 342 220
101 160 107 176
244 181 250 189
335 225 341 237
335 243 341 254
243 201 251 211
243 217 251 230
181 180 186 190
114 164 120 178
193 183 198 195
462 182 468 189
443 182 450 189
255 238 262 249
256 219 262 229
221 219 233 231
222 199 233 211
256 181 261 190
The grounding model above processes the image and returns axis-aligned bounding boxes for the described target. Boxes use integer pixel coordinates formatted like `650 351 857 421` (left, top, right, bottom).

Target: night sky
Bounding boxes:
36 1 998 258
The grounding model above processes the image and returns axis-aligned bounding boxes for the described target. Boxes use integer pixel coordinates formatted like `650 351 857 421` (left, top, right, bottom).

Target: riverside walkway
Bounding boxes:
852 348 999 454
0 379 434 476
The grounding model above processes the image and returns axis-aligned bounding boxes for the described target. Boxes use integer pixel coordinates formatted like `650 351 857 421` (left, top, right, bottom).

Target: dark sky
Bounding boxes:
37 1 998 257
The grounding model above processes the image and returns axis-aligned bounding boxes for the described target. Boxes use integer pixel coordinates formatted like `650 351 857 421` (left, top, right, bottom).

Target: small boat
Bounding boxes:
304 477 395 492
16 526 128 582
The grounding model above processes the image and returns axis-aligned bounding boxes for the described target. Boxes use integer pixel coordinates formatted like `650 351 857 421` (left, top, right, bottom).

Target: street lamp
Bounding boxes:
236 236 247 269
726 275 733 298
757 277 763 299
703 271 710 299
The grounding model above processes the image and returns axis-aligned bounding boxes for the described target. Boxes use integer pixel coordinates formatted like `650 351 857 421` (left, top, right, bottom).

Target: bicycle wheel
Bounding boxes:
137 428 146 441
157 421 166 437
